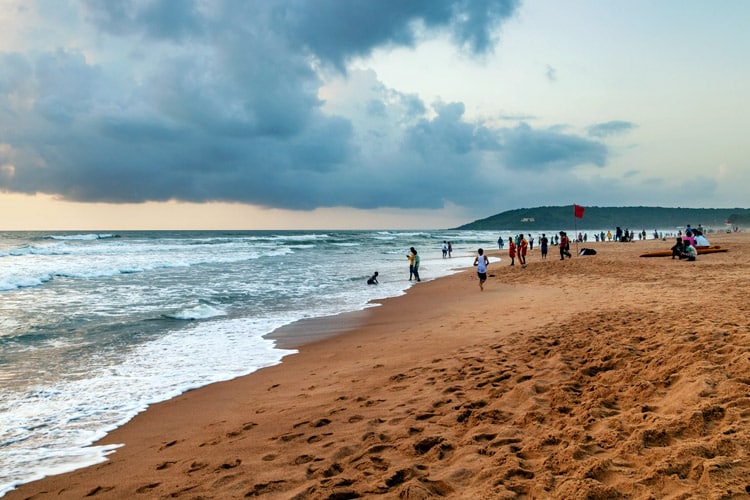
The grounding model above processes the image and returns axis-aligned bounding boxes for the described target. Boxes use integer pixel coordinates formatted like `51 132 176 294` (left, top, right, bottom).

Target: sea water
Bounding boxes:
0 229 506 496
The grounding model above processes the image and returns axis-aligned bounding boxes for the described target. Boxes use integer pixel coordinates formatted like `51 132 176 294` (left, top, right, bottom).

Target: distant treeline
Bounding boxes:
454 206 750 231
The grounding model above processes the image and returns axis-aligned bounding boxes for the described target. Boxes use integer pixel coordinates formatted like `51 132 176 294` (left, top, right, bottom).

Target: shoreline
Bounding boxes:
265 308 375 350
7 235 750 498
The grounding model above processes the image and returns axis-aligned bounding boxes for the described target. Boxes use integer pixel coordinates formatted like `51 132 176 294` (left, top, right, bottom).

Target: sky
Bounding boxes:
0 0 748 230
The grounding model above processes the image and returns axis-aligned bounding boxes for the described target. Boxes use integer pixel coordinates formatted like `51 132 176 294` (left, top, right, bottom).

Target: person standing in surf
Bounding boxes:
411 247 421 282
407 248 416 281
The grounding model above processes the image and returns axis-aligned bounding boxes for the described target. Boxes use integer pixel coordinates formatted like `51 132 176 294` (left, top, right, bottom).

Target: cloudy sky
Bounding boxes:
1 0 748 230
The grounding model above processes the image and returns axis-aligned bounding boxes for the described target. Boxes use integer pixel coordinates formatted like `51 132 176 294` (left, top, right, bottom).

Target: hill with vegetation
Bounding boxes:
454 206 750 231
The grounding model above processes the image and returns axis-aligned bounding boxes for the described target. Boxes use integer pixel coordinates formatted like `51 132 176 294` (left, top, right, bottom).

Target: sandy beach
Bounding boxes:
7 232 750 499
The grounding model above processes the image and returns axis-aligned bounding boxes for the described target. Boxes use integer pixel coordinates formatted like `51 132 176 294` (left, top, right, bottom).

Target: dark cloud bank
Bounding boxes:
0 0 627 211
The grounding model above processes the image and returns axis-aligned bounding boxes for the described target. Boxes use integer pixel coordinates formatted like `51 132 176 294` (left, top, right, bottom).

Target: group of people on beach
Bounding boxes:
506 234 529 268
671 239 697 261
370 221 714 288
473 229 576 291
504 232 573 266
670 226 709 261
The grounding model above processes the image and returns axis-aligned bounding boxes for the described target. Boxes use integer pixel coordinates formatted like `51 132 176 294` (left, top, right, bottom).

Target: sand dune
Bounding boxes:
7 233 750 499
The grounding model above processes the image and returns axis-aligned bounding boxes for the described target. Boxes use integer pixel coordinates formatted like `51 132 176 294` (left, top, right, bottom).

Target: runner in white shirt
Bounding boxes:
474 248 489 291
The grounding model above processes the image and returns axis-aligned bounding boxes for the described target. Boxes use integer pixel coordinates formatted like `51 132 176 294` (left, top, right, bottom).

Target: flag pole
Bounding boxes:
573 204 585 255
574 206 579 256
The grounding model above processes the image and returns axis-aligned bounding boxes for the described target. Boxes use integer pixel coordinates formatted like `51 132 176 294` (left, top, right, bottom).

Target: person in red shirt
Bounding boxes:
559 231 572 260
508 238 516 266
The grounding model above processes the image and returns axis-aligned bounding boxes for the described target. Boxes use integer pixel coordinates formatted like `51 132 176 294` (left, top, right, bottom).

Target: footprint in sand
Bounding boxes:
159 439 178 450
294 454 315 465
187 461 209 473
245 480 286 496
86 486 115 496
226 421 257 437
135 483 159 494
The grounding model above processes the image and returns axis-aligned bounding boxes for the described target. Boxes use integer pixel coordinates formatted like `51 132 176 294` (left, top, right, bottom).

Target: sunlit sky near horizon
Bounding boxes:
1 0 748 230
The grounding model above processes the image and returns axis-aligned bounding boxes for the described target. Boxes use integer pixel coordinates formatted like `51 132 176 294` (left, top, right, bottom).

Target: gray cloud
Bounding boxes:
0 0 619 212
80 0 205 39
500 123 607 171
587 120 636 138
545 64 557 82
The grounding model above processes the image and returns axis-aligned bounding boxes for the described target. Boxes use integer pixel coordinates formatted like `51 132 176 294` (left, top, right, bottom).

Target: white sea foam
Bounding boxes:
47 233 116 241
165 304 227 320
0 316 296 497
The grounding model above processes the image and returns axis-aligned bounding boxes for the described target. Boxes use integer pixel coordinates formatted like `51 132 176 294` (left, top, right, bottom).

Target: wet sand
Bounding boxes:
7 232 750 499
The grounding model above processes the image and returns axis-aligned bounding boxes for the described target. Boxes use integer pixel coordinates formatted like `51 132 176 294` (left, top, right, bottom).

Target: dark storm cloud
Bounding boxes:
501 123 607 171
281 0 520 69
0 0 616 212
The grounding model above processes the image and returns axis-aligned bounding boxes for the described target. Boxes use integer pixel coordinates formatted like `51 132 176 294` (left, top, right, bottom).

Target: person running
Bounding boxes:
508 238 516 266
474 248 489 291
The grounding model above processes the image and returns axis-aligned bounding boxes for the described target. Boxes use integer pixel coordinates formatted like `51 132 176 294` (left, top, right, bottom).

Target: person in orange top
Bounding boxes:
519 234 528 268
508 238 516 266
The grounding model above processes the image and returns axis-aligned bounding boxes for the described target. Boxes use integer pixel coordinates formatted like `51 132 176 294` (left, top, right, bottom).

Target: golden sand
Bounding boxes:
7 233 750 499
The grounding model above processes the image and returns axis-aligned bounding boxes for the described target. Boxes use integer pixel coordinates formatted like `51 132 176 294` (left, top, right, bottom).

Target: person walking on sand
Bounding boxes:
411 247 421 281
559 231 572 260
474 248 489 291
508 238 516 266
519 234 528 268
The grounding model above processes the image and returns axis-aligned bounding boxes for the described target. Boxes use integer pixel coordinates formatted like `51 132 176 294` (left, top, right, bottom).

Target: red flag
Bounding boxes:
574 204 585 219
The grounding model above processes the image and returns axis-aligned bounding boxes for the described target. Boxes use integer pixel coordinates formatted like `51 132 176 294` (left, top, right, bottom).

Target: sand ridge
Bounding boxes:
6 233 750 499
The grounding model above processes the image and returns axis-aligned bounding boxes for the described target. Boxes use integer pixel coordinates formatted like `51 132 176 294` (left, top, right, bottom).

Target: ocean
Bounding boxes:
0 229 509 496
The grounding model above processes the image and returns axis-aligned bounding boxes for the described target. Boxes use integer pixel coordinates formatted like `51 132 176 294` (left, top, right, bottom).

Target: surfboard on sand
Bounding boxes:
639 245 727 258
